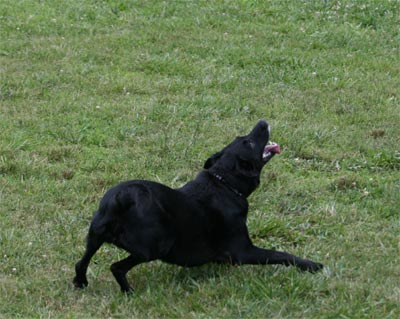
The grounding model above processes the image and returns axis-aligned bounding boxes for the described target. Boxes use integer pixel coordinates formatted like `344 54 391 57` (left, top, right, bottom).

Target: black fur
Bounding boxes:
73 120 323 293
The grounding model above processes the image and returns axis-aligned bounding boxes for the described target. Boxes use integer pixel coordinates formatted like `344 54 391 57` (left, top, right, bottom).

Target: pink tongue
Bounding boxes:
264 143 281 155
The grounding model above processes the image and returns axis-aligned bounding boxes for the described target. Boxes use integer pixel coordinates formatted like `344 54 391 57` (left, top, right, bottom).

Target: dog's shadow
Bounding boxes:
133 262 235 292
172 264 230 282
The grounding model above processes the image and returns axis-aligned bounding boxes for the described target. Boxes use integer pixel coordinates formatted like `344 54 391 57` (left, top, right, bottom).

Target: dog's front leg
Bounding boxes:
232 245 323 273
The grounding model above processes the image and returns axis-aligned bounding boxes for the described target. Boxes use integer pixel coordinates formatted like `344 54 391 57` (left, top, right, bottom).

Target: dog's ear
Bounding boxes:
204 150 224 169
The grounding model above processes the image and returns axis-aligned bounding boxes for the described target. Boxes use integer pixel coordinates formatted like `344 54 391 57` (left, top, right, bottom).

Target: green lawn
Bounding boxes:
1 0 399 318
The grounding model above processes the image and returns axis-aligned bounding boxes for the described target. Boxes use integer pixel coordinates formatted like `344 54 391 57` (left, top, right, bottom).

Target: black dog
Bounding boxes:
73 120 323 293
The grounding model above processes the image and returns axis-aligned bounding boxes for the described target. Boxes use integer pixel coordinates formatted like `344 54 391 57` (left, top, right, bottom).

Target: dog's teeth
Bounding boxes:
263 152 271 159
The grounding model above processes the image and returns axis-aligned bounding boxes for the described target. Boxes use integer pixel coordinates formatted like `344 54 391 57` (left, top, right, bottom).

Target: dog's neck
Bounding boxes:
210 172 244 198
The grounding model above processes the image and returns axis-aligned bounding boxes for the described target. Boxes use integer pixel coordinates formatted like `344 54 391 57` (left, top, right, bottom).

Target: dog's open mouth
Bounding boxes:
262 142 281 162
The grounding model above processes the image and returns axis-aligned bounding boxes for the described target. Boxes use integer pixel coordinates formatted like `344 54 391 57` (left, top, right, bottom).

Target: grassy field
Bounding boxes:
1 0 399 318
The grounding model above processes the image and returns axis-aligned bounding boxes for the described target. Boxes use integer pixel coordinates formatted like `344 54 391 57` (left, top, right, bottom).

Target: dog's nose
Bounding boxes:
249 120 269 137
257 119 269 132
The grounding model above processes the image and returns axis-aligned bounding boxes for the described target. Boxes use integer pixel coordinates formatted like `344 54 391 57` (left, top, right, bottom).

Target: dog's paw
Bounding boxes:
297 260 324 273
73 276 88 289
121 286 135 295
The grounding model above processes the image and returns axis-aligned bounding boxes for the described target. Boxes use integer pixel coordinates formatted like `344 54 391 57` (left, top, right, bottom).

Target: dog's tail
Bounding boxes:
88 186 134 239
100 182 150 215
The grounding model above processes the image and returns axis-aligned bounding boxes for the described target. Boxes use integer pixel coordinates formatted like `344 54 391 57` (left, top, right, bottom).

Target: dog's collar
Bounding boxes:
210 172 244 198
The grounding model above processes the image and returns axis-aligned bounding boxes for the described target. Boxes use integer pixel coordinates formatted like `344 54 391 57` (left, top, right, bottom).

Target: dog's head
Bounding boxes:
204 120 280 197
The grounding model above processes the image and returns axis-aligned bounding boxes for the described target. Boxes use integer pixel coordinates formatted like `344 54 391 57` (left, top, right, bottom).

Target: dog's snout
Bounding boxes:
249 120 269 137
258 119 268 126
257 119 269 132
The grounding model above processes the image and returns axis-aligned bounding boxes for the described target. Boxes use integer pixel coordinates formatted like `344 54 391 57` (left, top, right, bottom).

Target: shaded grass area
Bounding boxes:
1 0 399 318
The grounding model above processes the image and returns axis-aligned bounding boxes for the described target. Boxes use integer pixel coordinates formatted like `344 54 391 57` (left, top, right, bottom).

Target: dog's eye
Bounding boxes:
242 139 255 149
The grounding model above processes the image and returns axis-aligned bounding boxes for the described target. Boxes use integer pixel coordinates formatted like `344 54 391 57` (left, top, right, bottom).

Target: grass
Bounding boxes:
1 0 399 317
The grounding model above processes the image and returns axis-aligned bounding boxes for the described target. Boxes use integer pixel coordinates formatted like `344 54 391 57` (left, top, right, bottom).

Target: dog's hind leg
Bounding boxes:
73 232 104 289
110 254 148 293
